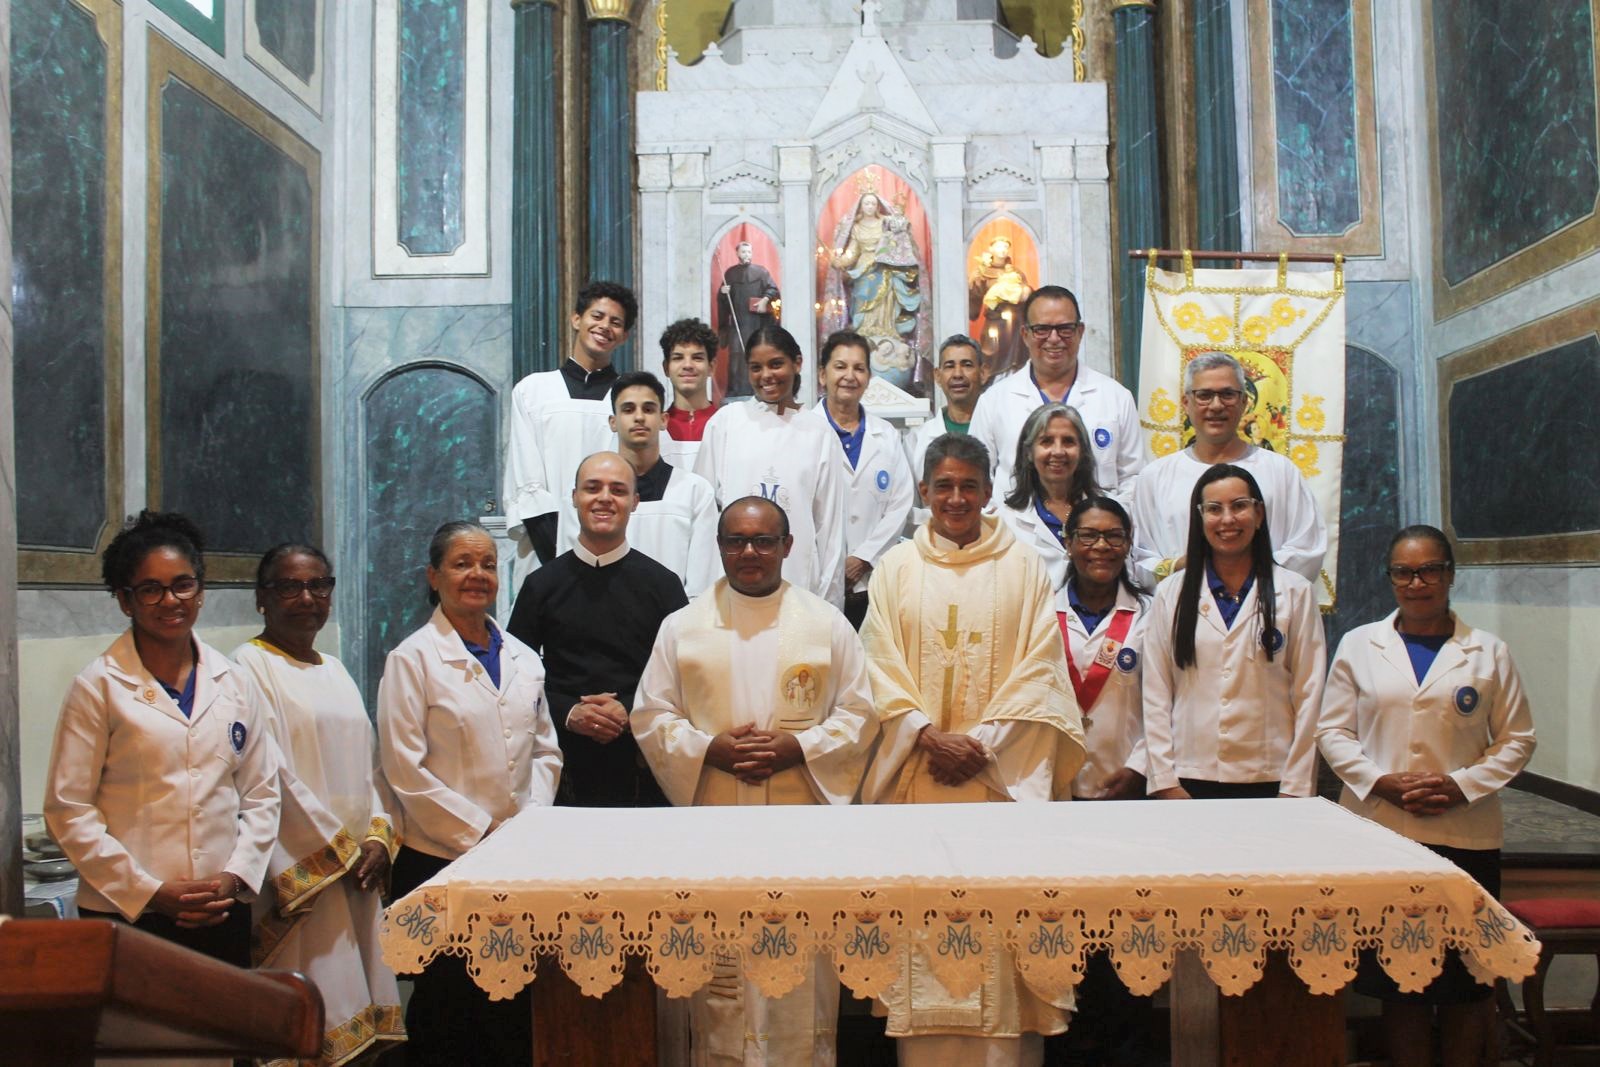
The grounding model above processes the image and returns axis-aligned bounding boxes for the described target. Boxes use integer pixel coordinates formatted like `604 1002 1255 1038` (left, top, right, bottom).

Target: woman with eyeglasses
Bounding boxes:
231 544 405 1063
44 510 279 969
1141 464 1326 800
999 402 1102 589
376 519 562 1066
1317 525 1535 1066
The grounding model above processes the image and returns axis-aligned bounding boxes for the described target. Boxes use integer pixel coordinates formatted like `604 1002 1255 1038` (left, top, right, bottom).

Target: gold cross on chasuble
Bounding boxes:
934 603 983 723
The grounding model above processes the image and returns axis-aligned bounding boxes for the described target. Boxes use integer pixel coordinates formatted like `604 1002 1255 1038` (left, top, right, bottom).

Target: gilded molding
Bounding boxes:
145 30 323 584
584 0 630 22
1438 298 1600 565
1246 0 1381 257
19 0 125 586
655 0 668 90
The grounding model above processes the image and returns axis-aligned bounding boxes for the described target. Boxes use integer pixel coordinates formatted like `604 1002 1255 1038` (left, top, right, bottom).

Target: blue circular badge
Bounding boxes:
230 721 247 753
1265 627 1285 653
1115 646 1139 673
875 469 890 491
1094 427 1112 449
1454 686 1480 716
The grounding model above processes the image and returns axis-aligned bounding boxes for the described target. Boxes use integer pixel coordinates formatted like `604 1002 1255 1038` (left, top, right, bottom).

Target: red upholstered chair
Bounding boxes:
1503 897 1600 1067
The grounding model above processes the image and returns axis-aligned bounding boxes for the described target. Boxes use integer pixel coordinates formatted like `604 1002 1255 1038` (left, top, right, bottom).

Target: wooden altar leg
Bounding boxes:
1170 950 1343 1067
532 951 658 1066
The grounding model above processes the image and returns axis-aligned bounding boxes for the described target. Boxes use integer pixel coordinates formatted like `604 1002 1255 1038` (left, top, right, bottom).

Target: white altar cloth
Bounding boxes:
380 799 1537 1004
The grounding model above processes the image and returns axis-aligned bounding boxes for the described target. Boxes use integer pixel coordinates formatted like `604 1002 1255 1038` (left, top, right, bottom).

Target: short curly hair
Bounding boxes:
575 281 638 331
658 318 718 365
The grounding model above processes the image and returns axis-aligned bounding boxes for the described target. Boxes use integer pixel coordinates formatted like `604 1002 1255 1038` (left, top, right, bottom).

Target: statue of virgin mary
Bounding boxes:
821 189 932 394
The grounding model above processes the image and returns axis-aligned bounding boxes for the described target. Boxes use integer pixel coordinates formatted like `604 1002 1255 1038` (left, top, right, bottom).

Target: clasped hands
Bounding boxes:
706 723 805 784
150 871 242 928
567 693 630 744
1372 772 1467 816
917 725 989 787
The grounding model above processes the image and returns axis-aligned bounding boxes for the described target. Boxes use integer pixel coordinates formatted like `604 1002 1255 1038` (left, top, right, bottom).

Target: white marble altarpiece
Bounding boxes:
636 0 1111 419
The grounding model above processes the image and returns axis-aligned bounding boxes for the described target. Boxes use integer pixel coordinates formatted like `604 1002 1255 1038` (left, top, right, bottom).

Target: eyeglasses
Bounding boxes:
1068 529 1129 549
124 576 201 605
260 577 337 600
1386 562 1452 586
1025 322 1085 339
1187 387 1244 406
1197 497 1260 519
717 534 785 555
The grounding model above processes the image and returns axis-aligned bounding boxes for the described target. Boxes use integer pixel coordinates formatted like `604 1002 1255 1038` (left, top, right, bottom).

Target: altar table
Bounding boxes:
382 799 1538 1059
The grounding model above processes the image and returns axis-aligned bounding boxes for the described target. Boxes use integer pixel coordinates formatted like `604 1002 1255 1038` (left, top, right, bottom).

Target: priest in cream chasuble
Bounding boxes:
633 497 878 1066
861 436 1084 1066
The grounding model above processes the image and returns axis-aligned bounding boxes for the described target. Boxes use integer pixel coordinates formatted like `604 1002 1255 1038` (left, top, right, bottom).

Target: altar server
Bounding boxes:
1142 464 1325 800
906 335 983 526
998 402 1102 589
860 434 1085 1066
693 324 849 607
659 317 721 470
815 329 915 627
1318 525 1535 1067
233 544 404 1064
632 497 877 1067
45 511 279 969
1129 351 1326 589
378 520 562 1066
969 285 1141 504
504 281 636 586
595 370 719 595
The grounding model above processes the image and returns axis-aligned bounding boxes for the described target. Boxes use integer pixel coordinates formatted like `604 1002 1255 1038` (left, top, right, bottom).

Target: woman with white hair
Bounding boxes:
996 402 1102 588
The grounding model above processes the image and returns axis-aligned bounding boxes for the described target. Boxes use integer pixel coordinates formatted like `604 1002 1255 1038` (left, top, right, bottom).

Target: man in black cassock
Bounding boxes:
717 240 780 398
508 450 688 807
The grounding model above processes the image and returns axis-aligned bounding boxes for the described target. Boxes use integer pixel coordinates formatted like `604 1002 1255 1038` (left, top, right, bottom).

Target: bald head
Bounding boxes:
572 451 638 552
717 496 792 597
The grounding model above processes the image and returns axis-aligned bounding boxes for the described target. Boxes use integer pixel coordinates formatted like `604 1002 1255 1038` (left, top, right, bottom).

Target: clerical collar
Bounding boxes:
1066 579 1111 634
822 403 867 470
574 540 631 568
559 358 619 401
636 458 673 503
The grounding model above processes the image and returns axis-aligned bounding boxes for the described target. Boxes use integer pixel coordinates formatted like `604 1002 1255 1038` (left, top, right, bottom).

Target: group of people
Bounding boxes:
39 277 1535 1067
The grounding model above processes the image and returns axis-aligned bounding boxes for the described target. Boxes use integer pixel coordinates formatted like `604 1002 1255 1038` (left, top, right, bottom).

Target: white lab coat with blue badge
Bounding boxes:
816 401 916 594
998 501 1071 590
1055 581 1151 797
1141 565 1326 797
968 362 1143 505
44 631 281 922
377 607 563 861
1317 611 1536 850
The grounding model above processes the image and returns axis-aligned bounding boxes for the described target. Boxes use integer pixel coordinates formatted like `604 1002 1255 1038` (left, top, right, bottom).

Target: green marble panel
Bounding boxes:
158 79 316 555
1325 346 1400 649
1271 0 1360 236
255 0 318 83
1434 1 1599 285
362 365 496 696
397 0 467 256
12 0 109 553
151 0 226 56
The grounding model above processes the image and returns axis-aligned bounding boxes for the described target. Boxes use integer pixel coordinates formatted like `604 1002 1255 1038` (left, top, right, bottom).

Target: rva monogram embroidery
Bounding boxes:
1300 919 1348 955
397 901 438 946
843 923 891 959
936 922 982 959
1027 922 1071 959
659 924 706 960
480 925 526 962
751 923 798 958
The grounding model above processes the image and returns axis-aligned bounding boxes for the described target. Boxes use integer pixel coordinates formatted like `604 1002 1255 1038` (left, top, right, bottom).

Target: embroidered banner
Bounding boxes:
1136 254 1346 608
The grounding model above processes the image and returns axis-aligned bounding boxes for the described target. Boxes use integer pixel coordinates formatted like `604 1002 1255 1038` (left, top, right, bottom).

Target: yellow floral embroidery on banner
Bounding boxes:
1152 433 1181 457
1296 396 1326 432
1291 443 1322 478
1173 302 1231 343
1147 388 1179 423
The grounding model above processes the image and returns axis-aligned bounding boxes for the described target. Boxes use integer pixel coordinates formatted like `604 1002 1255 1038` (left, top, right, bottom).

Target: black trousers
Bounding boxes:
1179 778 1281 800
392 846 534 1067
80 903 252 967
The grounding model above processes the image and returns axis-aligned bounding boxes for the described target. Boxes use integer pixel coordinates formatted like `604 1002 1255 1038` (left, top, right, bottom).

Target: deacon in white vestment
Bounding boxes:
1129 352 1327 589
632 497 878 1067
504 283 636 587
859 435 1085 1067
693 325 849 607
968 286 1141 505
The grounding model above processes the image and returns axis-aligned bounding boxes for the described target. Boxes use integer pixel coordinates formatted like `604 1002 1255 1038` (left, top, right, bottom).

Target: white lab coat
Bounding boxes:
44 632 281 921
376 607 563 860
626 465 721 597
503 369 619 587
1317 612 1536 850
1055 581 1151 797
969 362 1143 504
815 402 916 593
901 417 945 531
997 501 1071 590
1142 565 1326 797
1128 445 1328 589
693 400 849 607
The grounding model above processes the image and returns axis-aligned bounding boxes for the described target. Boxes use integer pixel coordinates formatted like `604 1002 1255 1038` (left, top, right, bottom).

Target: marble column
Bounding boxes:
1113 0 1163 387
930 138 969 351
777 144 816 406
1193 0 1242 251
0 0 21 917
585 0 634 364
512 0 563 378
